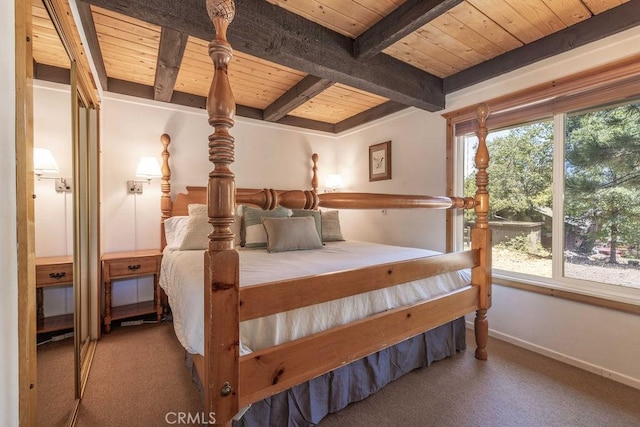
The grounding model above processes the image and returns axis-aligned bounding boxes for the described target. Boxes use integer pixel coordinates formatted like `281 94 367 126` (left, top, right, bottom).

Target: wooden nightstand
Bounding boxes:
35 256 74 334
101 249 162 333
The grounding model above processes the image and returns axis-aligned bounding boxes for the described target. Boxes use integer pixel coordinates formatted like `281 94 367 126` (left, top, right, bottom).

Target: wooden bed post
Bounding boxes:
311 153 319 193
205 0 239 425
160 133 171 249
472 103 492 360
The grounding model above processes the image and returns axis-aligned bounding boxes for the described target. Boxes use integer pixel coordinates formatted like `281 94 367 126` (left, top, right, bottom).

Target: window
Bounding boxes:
458 99 640 299
463 120 553 278
564 102 640 288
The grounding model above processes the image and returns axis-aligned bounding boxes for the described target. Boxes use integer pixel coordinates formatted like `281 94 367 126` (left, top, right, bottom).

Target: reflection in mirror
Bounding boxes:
34 82 74 426
32 0 75 425
73 88 98 397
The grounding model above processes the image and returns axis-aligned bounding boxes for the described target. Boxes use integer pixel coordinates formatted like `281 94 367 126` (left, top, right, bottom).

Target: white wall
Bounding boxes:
1 0 19 423
100 92 337 305
445 25 640 389
489 286 640 387
335 108 448 251
34 82 74 316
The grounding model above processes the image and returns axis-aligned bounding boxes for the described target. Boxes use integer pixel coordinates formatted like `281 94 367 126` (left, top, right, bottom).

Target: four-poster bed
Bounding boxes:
158 1 492 425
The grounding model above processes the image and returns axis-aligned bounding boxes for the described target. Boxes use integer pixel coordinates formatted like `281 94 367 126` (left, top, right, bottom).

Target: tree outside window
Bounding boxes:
462 100 640 290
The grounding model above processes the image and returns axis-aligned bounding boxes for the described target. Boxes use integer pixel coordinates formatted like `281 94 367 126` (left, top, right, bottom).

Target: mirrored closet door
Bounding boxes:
71 67 100 398
33 0 76 423
32 0 100 425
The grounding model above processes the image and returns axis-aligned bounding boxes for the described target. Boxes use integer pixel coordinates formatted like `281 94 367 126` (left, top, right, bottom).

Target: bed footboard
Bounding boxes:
201 1 491 424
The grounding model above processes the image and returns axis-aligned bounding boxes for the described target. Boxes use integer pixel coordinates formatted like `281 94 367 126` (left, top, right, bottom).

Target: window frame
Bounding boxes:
444 54 640 310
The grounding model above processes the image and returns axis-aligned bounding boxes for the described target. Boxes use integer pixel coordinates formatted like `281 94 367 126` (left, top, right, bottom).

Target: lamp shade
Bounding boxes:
135 157 162 179
325 174 344 190
33 148 60 175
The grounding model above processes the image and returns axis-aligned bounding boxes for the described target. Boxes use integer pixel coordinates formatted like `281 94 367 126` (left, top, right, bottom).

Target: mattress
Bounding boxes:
159 241 471 356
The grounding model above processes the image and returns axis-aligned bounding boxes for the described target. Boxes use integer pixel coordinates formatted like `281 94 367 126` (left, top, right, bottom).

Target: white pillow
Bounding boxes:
188 203 207 216
190 203 244 216
179 204 241 249
179 214 211 250
164 216 189 249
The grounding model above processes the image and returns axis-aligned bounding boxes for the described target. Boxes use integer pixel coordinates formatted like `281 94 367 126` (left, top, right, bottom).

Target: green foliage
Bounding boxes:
495 235 550 258
463 103 640 265
565 103 640 262
463 121 553 222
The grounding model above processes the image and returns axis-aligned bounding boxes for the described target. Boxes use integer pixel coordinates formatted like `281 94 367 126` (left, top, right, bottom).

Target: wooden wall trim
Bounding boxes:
445 117 455 253
494 277 640 316
16 0 37 424
47 0 100 107
452 74 640 136
443 53 640 125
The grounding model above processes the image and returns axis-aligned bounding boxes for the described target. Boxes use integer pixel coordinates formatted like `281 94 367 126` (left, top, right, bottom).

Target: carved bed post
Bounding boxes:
205 0 239 425
160 133 172 249
472 103 492 360
311 153 319 193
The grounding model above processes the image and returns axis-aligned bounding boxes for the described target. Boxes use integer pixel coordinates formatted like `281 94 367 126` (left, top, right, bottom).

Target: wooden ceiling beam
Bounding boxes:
276 115 337 133
105 77 341 132
444 0 640 93
264 76 334 122
154 27 189 102
354 0 463 60
75 1 108 90
334 101 408 134
34 63 71 85
78 0 444 111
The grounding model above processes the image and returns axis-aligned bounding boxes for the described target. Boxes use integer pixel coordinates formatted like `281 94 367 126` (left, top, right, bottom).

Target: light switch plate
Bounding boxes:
127 180 143 194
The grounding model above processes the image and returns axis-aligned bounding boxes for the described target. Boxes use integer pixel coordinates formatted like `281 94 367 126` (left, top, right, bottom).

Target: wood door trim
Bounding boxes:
16 0 37 424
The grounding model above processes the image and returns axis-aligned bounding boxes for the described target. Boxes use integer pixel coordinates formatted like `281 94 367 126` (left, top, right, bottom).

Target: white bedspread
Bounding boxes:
160 241 471 356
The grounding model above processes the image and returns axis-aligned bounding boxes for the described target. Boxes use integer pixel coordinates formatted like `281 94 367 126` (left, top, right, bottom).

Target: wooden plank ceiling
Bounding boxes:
32 0 638 133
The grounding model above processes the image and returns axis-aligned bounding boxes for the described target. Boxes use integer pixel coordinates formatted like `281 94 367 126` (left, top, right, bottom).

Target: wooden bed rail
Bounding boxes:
236 190 476 211
238 286 478 406
240 250 478 321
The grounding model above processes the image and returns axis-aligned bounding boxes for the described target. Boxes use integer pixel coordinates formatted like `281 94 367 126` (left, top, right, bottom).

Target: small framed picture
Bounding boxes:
369 141 391 181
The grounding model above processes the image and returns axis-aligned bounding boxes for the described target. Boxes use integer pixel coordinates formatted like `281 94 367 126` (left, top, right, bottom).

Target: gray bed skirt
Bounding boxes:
185 317 466 426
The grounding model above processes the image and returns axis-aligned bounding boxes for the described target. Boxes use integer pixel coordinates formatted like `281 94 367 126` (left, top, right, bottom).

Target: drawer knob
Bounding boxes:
49 272 66 280
220 382 233 397
127 264 141 271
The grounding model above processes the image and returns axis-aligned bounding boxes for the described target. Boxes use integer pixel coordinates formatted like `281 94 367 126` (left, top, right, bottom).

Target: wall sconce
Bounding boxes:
128 157 162 194
33 147 72 192
325 174 344 192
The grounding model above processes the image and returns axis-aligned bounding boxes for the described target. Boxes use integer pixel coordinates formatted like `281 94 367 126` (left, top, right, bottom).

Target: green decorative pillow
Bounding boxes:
262 216 323 253
291 209 322 242
242 206 292 248
321 210 345 242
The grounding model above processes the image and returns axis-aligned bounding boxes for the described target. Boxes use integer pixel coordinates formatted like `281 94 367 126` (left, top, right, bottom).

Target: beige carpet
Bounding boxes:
76 322 640 426
320 331 640 427
37 337 76 427
76 322 201 427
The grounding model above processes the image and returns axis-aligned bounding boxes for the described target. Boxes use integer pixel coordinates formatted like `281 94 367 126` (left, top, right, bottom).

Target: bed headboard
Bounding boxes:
159 136 319 248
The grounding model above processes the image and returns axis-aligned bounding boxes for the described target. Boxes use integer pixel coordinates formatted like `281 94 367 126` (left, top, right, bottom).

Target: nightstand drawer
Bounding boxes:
101 250 163 334
36 263 73 287
106 257 159 278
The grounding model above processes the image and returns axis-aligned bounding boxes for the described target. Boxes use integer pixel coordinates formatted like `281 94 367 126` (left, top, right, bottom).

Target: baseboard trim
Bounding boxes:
466 321 640 391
